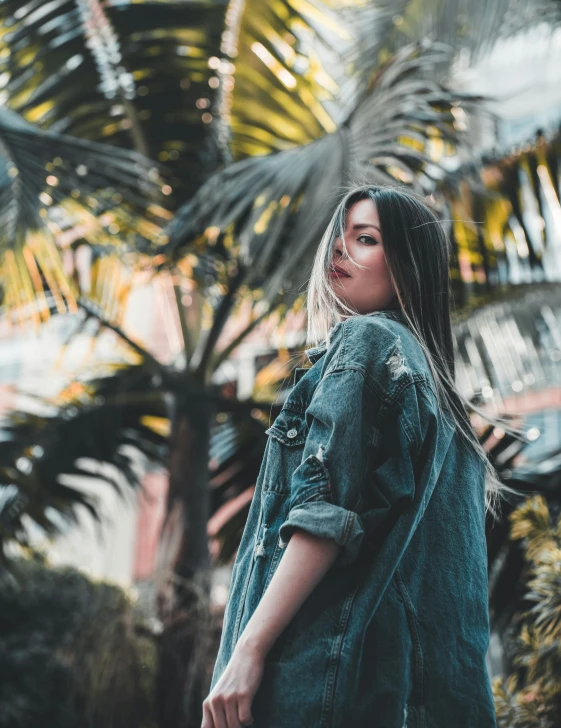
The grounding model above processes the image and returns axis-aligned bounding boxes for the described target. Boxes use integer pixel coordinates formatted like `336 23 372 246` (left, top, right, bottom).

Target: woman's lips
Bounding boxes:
330 265 351 278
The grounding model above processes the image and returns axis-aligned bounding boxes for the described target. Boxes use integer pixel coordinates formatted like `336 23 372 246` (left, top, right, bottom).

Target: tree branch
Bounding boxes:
78 298 169 379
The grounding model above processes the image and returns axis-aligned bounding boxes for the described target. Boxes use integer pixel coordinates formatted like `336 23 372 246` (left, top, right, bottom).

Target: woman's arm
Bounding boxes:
237 528 341 656
202 530 341 728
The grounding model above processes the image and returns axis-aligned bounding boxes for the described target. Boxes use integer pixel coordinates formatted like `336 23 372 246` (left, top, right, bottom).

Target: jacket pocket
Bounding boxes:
265 407 307 447
263 407 308 495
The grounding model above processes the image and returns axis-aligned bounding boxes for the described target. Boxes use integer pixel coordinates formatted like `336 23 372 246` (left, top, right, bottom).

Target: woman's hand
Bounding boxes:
201 641 264 728
203 530 341 727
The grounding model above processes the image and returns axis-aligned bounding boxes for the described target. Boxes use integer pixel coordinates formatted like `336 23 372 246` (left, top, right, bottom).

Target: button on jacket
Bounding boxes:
210 309 497 728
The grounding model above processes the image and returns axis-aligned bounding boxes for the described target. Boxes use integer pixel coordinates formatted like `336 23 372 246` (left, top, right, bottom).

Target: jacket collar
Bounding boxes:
304 309 406 364
304 342 328 364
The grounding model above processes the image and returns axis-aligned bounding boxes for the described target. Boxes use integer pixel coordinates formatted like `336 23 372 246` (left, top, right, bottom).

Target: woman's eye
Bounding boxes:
358 234 378 245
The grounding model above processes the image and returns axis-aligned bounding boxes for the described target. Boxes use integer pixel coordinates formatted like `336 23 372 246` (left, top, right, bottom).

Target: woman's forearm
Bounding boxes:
233 529 342 660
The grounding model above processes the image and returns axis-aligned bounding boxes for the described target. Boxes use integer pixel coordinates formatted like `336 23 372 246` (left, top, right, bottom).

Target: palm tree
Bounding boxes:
1 1 560 725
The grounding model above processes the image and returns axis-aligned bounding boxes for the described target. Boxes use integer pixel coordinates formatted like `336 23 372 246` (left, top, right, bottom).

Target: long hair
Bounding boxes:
306 182 526 522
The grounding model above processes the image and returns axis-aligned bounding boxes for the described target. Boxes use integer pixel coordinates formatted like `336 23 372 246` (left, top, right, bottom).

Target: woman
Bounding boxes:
202 184 524 728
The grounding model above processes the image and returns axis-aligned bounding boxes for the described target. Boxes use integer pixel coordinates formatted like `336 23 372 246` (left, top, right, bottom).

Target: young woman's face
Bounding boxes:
329 197 397 314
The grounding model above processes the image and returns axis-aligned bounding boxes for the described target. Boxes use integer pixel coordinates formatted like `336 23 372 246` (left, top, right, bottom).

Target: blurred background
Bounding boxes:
1 1 561 727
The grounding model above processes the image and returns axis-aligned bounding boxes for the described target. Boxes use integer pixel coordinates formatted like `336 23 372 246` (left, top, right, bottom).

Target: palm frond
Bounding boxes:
0 108 166 321
0 362 169 553
0 0 229 202
342 0 527 86
224 0 351 160
164 41 487 305
435 128 561 305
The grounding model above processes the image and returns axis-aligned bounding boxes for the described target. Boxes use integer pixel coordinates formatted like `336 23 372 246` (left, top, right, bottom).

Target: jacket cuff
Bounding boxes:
278 500 365 566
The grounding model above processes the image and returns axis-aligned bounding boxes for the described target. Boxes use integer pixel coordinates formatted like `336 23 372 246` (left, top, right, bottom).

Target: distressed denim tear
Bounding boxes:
255 526 268 558
386 335 410 379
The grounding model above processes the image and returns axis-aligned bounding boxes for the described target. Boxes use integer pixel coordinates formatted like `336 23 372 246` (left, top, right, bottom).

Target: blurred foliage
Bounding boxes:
0 554 158 728
0 0 228 202
492 494 561 727
0 357 168 555
225 0 347 159
0 108 167 323
431 126 561 309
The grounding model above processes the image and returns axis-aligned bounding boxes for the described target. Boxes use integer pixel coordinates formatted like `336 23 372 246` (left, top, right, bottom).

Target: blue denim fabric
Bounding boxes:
210 309 496 728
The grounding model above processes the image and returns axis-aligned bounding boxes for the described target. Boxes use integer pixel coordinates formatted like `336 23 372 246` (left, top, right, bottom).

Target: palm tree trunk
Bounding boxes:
156 394 213 728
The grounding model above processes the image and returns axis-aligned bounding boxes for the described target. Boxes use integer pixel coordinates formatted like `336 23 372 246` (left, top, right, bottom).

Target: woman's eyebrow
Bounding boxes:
352 223 381 233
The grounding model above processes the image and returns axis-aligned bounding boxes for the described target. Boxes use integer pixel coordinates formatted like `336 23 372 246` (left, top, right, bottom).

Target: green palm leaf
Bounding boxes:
0 0 229 201
164 41 488 307
0 361 169 553
343 0 519 82
225 0 351 159
0 108 166 320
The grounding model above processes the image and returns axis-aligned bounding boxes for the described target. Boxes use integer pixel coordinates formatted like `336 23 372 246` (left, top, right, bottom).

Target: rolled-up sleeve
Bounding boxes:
278 367 419 567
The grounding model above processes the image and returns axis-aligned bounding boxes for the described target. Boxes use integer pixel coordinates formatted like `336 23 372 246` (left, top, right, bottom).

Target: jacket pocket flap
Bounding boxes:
265 410 307 446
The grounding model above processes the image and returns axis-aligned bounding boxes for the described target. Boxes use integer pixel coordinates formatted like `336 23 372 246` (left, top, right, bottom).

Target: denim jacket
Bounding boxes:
210 310 496 728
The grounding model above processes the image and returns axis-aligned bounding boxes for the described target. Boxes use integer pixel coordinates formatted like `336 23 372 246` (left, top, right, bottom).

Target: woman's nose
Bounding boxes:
333 238 344 260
